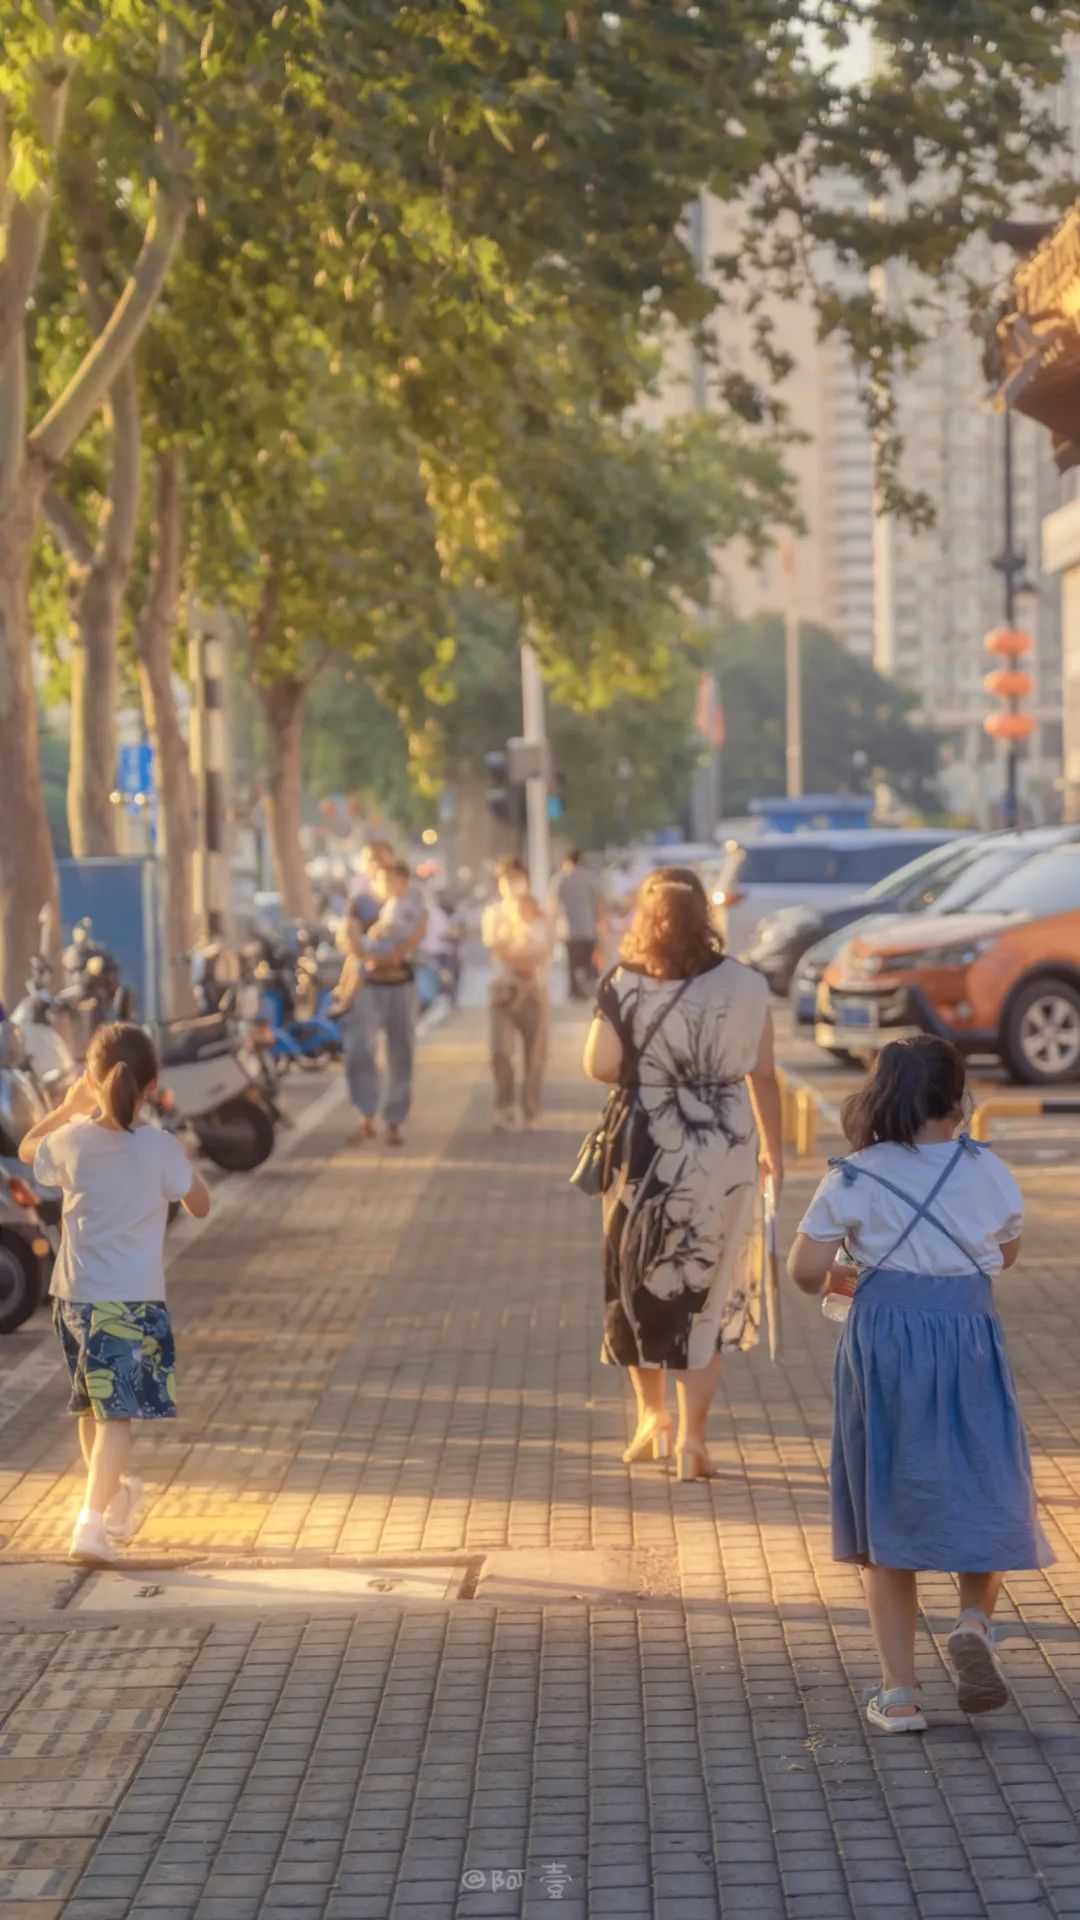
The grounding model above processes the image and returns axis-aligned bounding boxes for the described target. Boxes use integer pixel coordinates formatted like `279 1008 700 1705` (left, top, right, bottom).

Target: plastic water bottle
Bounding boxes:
822 1250 858 1325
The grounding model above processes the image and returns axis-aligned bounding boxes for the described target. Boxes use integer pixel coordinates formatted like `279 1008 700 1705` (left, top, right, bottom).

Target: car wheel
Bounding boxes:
1002 978 1080 1084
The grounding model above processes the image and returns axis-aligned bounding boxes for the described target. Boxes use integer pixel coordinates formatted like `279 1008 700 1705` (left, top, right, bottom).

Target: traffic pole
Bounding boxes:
188 608 232 942
520 640 551 899
782 538 804 799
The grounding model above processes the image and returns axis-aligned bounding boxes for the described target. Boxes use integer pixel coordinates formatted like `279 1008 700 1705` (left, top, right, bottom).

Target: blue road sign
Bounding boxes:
117 742 154 803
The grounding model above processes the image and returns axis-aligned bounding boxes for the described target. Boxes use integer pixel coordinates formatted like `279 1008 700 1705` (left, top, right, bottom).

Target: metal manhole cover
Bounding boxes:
73 1563 467 1612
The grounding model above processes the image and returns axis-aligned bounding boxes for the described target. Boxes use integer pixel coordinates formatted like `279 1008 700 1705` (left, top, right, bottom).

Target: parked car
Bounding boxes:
748 834 973 994
817 840 1080 1083
709 830 962 959
791 825 1080 1036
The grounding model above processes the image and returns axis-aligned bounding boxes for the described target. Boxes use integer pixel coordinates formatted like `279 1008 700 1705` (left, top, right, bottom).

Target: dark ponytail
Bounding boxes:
86 1022 160 1133
842 1036 967 1151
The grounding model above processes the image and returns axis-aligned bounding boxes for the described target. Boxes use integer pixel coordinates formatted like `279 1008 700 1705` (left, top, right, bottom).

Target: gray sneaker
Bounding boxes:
947 1615 1010 1714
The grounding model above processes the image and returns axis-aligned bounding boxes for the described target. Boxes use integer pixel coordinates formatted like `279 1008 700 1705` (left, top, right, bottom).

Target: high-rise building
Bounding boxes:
872 284 1063 823
642 190 877 659
871 47 1080 824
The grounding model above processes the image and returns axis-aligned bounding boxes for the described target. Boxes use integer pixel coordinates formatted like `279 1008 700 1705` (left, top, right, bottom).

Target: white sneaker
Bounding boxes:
105 1476 146 1545
69 1512 117 1566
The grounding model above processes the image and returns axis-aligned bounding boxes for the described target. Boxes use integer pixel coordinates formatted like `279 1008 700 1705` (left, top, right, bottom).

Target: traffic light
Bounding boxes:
484 749 526 829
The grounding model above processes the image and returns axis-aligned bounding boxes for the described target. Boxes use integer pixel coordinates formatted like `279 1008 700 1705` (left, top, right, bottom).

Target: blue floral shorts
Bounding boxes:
53 1300 177 1421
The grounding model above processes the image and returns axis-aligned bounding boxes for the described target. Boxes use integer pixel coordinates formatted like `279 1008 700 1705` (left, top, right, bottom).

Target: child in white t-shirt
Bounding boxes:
20 1022 210 1566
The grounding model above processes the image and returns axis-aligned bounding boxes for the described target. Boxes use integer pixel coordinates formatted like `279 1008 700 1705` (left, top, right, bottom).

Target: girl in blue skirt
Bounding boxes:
789 1037 1051 1734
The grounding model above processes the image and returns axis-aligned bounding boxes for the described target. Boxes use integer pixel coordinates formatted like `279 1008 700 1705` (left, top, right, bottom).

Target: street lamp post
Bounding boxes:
991 410 1031 828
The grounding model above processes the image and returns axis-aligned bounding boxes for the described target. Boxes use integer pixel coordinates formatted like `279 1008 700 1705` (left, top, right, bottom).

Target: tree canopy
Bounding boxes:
3 0 1078 995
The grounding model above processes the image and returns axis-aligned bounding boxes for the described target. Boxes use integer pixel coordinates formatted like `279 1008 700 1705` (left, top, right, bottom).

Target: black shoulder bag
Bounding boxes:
569 976 693 1198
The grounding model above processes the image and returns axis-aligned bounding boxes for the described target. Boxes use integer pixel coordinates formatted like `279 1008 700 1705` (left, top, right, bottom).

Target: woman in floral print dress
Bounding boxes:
584 868 783 1481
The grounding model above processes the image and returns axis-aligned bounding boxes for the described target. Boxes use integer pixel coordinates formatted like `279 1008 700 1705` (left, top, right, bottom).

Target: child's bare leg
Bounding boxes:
78 1414 94 1471
864 1565 920 1713
85 1421 133 1516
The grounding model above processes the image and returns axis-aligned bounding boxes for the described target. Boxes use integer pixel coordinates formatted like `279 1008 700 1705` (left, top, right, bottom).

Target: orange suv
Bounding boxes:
818 841 1080 1083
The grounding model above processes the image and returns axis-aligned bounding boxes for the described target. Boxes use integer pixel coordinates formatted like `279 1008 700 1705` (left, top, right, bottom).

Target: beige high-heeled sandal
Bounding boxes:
675 1442 721 1482
622 1415 673 1464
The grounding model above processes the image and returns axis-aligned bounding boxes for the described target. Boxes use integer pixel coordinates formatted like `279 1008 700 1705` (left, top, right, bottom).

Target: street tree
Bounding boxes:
0 7 191 999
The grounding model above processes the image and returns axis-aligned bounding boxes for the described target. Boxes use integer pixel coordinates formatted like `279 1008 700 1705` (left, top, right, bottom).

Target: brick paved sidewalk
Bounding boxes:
2 1009 1080 1919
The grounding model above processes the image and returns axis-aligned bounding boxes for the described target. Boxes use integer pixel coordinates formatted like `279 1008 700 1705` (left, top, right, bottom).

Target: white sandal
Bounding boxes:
947 1611 1010 1715
866 1686 927 1734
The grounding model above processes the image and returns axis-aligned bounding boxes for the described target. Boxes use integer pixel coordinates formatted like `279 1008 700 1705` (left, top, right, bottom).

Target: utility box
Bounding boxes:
56 858 163 1023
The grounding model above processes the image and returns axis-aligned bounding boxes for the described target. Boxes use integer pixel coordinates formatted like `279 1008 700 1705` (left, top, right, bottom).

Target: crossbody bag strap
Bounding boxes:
842 1142 984 1277
622 973 696 1088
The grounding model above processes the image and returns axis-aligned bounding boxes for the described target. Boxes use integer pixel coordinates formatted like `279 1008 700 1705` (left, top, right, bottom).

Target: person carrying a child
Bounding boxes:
20 1022 210 1566
335 856 428 1148
788 1035 1051 1733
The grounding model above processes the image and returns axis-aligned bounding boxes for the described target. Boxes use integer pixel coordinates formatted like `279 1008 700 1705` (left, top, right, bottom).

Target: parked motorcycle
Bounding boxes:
0 1158 59 1335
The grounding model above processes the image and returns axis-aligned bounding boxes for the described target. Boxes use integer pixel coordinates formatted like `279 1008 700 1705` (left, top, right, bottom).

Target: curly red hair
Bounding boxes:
619 866 724 981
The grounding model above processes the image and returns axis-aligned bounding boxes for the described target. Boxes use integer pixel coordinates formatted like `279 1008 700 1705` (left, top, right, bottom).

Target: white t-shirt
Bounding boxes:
34 1119 194 1305
481 902 552 984
798 1139 1024 1278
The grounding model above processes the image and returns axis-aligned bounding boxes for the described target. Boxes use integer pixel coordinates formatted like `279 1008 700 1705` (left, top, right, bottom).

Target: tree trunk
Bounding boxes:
62 364 141 858
0 475 60 1006
67 563 122 855
134 448 194 1017
261 675 315 921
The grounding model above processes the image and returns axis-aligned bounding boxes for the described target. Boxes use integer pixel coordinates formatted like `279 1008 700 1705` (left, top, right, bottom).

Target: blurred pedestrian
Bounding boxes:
584 868 782 1479
552 850 605 1000
789 1038 1051 1734
337 858 427 1147
18 1023 211 1566
601 856 637 970
348 838 394 933
482 858 553 1129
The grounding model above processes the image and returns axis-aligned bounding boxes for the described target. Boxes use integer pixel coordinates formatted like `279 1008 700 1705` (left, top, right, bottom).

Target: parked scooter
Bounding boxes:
10 909 81 1101
0 1158 59 1335
254 931 342 1072
12 912 278 1174
0 1015 52 1158
154 1014 279 1171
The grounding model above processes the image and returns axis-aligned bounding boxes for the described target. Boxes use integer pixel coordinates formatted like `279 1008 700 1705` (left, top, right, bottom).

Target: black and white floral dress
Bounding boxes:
597 958 770 1370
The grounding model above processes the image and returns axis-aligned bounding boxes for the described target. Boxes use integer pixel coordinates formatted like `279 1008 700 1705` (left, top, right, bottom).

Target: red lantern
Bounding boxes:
984 668 1035 701
984 627 1033 658
984 711 1036 742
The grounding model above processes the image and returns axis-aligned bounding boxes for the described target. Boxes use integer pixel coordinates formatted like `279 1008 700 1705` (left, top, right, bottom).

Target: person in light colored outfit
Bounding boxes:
482 858 553 1129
